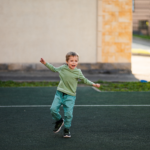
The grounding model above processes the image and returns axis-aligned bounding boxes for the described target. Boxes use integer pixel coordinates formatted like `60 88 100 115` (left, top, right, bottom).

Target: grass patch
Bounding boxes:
96 80 150 92
133 34 150 40
0 80 59 87
0 80 150 92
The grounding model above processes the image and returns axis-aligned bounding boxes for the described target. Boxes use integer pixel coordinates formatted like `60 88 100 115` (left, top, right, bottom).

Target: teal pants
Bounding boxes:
50 90 76 129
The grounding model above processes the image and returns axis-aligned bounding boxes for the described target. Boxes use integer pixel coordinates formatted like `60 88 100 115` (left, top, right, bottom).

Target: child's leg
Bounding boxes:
63 94 76 129
50 91 63 121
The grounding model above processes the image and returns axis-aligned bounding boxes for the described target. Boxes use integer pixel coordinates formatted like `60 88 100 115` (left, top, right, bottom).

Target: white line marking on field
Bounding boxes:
75 105 150 107
0 105 150 107
0 105 51 107
92 87 101 92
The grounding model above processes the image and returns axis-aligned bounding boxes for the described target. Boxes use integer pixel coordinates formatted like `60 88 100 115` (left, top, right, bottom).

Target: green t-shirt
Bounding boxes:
45 63 94 96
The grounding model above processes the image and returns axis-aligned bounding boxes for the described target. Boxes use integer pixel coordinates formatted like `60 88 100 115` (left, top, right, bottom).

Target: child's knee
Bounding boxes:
65 111 73 119
50 106 57 114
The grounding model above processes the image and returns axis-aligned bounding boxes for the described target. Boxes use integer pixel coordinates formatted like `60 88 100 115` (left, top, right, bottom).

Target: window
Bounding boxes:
132 0 134 12
139 20 149 30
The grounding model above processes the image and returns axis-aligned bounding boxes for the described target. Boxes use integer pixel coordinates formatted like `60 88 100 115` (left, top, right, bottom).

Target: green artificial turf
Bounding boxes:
0 87 150 150
0 107 150 150
0 87 150 105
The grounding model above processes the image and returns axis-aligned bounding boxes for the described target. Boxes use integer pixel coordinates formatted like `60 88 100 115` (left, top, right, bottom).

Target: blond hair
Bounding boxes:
66 52 79 62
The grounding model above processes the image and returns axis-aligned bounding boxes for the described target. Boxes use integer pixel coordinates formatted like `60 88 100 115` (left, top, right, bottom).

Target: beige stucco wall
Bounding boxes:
0 0 132 72
0 0 97 63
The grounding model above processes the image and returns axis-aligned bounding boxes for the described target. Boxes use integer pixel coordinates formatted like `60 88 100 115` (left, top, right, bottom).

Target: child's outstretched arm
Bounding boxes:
40 58 63 72
40 58 46 65
78 70 100 88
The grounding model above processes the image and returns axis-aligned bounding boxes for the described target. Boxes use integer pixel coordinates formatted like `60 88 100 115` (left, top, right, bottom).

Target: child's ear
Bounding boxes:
66 61 68 64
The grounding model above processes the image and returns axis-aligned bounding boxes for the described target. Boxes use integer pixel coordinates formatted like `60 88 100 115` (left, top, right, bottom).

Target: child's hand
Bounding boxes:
93 83 100 88
40 58 46 65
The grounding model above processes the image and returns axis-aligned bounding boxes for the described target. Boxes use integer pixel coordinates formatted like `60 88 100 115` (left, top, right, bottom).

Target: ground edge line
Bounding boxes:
1 105 150 107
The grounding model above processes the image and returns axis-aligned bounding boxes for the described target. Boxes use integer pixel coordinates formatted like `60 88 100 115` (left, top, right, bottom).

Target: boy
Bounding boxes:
40 52 100 138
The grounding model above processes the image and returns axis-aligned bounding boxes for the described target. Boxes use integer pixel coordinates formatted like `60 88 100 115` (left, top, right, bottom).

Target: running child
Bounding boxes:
40 52 100 138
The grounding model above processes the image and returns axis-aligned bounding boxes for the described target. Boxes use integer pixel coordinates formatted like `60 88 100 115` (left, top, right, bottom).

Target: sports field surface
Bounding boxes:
0 87 150 150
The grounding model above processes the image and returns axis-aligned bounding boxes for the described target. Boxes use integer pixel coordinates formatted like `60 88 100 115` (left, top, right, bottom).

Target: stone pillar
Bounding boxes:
97 0 132 72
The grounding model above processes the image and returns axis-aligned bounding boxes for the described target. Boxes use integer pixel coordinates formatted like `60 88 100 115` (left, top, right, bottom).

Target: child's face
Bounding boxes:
66 56 78 70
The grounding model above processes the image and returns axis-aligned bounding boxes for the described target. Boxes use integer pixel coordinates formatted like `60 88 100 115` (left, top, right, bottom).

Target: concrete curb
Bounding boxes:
132 49 150 57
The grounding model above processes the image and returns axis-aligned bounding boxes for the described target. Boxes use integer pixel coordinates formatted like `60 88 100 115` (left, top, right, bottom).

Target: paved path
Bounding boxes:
131 37 150 81
132 37 150 51
0 70 140 82
0 55 150 82
131 55 150 81
132 37 150 55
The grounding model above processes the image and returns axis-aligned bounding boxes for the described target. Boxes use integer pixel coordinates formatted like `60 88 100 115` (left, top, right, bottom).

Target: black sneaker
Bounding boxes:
63 128 71 138
53 118 64 133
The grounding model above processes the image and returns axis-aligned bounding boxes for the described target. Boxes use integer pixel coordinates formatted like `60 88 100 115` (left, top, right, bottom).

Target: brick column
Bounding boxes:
97 0 132 67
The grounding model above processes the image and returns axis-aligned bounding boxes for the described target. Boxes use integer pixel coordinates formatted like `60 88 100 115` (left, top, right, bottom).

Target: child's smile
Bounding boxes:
66 56 78 70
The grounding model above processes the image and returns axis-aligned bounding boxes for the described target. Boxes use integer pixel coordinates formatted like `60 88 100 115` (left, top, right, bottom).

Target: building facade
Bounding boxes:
133 0 150 35
0 0 132 73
